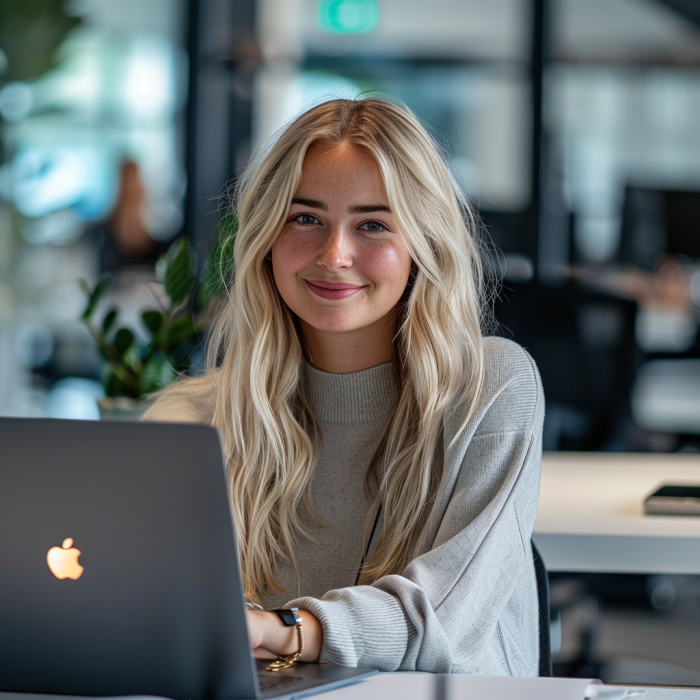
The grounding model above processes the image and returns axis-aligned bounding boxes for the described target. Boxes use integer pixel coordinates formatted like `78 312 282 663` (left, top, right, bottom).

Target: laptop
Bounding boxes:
0 417 377 700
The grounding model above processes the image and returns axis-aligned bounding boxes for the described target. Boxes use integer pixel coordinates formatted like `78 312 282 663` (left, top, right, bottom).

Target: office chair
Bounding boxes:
495 281 639 451
532 540 552 677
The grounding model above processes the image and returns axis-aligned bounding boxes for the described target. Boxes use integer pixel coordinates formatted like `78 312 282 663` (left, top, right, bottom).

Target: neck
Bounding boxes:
300 314 396 374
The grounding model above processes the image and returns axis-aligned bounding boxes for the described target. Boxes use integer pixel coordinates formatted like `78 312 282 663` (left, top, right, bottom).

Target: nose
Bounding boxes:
316 225 353 270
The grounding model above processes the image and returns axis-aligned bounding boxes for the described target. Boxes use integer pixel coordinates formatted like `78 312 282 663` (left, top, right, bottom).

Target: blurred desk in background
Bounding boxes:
534 452 700 574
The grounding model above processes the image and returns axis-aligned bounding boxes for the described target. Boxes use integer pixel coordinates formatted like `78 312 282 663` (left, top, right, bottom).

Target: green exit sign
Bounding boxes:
318 0 380 34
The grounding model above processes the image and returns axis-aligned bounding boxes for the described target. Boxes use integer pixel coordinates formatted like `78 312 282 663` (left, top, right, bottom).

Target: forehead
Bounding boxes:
296 141 388 201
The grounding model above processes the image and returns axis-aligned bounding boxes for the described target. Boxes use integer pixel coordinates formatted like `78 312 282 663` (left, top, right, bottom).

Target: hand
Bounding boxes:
246 609 323 662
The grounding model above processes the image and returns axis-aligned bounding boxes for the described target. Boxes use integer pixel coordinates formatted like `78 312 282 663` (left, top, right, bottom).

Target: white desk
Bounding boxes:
314 673 700 700
534 452 700 574
3 677 700 700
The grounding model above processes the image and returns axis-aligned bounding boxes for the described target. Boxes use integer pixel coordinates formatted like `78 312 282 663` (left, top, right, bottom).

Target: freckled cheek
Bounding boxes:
359 246 412 288
272 231 317 274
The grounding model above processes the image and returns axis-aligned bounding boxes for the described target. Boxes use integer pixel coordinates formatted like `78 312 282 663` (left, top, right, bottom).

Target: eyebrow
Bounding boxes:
291 198 391 214
292 197 327 210
349 204 391 214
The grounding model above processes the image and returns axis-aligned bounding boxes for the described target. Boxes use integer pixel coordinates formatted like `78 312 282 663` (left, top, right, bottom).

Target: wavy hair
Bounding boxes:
207 98 488 602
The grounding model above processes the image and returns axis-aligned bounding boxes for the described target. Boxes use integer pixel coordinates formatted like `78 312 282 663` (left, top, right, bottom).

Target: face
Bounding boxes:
271 141 413 345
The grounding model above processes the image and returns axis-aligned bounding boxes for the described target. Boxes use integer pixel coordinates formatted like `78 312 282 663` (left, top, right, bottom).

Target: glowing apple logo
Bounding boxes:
47 538 84 580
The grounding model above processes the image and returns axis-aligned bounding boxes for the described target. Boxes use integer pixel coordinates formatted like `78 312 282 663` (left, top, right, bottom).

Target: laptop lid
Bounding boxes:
0 417 259 700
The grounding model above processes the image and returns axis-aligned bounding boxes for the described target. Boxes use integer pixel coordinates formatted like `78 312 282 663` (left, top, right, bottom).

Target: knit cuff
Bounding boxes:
287 586 408 670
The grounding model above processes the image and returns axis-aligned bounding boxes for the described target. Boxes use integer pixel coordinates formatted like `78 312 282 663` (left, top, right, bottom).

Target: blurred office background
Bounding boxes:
2 0 700 684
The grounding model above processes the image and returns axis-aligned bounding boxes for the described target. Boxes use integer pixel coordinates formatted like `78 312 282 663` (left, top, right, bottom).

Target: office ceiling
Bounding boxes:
282 0 700 64
556 0 700 64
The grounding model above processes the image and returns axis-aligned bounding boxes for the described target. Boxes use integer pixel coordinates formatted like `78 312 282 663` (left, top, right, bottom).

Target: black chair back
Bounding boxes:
531 540 552 676
495 282 638 450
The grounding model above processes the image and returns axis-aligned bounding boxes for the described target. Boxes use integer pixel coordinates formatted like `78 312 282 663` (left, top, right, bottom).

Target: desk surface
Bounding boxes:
3 676 700 700
533 452 700 574
314 673 700 700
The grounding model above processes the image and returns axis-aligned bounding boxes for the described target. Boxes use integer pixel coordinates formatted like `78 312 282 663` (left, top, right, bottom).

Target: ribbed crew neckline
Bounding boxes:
303 361 398 424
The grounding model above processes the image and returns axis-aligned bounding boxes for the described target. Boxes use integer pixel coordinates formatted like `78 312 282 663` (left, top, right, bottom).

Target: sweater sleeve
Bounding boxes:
141 374 219 424
287 344 544 674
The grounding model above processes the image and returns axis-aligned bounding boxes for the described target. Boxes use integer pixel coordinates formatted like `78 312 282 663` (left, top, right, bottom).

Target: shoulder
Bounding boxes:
141 372 219 425
482 336 541 396
454 337 544 438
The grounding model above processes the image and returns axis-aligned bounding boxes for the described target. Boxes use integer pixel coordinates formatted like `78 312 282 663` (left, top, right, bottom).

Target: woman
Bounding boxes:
144 98 544 675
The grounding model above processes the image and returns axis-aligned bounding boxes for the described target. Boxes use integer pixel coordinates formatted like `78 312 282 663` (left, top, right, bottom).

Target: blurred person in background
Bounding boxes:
95 160 164 274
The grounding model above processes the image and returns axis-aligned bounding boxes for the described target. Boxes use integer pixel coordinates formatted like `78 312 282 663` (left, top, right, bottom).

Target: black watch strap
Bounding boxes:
272 607 300 627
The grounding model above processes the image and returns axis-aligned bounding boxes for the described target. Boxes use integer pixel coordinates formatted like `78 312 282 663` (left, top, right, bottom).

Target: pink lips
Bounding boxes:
305 279 365 300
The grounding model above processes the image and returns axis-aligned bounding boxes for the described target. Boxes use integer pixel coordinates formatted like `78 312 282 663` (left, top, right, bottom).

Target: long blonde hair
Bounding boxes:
207 98 488 603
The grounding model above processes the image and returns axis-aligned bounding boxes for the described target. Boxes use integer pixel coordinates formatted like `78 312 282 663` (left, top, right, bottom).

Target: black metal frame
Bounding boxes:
185 0 257 261
532 540 553 677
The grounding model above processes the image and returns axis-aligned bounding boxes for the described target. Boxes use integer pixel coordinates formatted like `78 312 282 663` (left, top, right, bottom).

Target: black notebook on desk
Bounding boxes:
645 484 700 516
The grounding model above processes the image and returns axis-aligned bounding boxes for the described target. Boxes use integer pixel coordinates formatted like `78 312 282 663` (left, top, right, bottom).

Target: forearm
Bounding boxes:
290 586 408 669
247 610 323 662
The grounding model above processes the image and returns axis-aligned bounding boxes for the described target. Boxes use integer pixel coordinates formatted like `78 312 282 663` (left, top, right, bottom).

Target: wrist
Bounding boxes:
260 611 298 657
298 610 322 662
250 608 322 664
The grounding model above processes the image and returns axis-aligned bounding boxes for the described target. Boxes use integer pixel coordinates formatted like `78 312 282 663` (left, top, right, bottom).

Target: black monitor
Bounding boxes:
665 190 700 259
619 186 700 269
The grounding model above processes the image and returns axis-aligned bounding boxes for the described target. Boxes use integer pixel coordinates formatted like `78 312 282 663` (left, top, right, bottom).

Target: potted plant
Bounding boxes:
79 223 235 420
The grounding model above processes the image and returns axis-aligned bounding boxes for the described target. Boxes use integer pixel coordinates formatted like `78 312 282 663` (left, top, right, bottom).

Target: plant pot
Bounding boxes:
97 397 155 421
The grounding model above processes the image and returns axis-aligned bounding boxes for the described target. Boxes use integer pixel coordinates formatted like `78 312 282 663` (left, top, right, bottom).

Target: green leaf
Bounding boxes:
122 344 141 370
113 328 135 356
203 212 237 297
140 356 176 395
196 280 213 309
101 309 118 335
140 338 157 364
162 238 195 308
165 315 198 350
0 1 82 83
81 277 111 320
103 365 127 398
142 310 164 335
155 257 167 283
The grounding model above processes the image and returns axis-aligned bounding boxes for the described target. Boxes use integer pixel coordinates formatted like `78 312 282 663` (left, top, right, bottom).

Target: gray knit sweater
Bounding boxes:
143 337 544 676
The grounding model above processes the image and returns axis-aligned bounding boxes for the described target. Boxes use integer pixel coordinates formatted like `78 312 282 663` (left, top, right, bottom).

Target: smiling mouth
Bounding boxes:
304 280 365 300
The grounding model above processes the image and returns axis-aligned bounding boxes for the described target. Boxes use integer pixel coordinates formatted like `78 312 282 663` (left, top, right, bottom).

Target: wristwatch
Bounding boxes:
273 607 301 627
266 608 305 672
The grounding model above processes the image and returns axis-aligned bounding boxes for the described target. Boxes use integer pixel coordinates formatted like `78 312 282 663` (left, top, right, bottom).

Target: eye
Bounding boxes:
359 220 387 233
293 213 320 226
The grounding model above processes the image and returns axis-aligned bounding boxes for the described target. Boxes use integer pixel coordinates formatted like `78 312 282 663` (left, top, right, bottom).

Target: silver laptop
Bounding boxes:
0 417 376 700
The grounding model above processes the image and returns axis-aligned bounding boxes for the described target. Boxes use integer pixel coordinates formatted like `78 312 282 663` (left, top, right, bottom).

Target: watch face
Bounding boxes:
276 609 298 626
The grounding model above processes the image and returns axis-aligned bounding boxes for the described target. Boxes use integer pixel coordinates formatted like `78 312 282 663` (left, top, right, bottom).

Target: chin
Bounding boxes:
301 312 366 334
308 320 361 333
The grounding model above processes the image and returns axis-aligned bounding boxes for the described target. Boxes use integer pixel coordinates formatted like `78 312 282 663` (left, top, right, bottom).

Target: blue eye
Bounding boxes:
294 213 319 225
360 220 386 233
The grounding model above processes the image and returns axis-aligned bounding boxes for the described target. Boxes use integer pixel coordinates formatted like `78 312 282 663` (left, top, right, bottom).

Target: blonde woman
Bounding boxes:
144 98 544 675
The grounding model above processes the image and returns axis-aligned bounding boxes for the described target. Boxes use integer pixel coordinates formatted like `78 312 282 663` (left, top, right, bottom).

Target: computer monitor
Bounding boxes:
619 186 700 269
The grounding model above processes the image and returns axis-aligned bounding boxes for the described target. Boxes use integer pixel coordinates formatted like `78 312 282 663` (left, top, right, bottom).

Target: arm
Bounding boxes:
246 609 323 662
287 346 544 674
